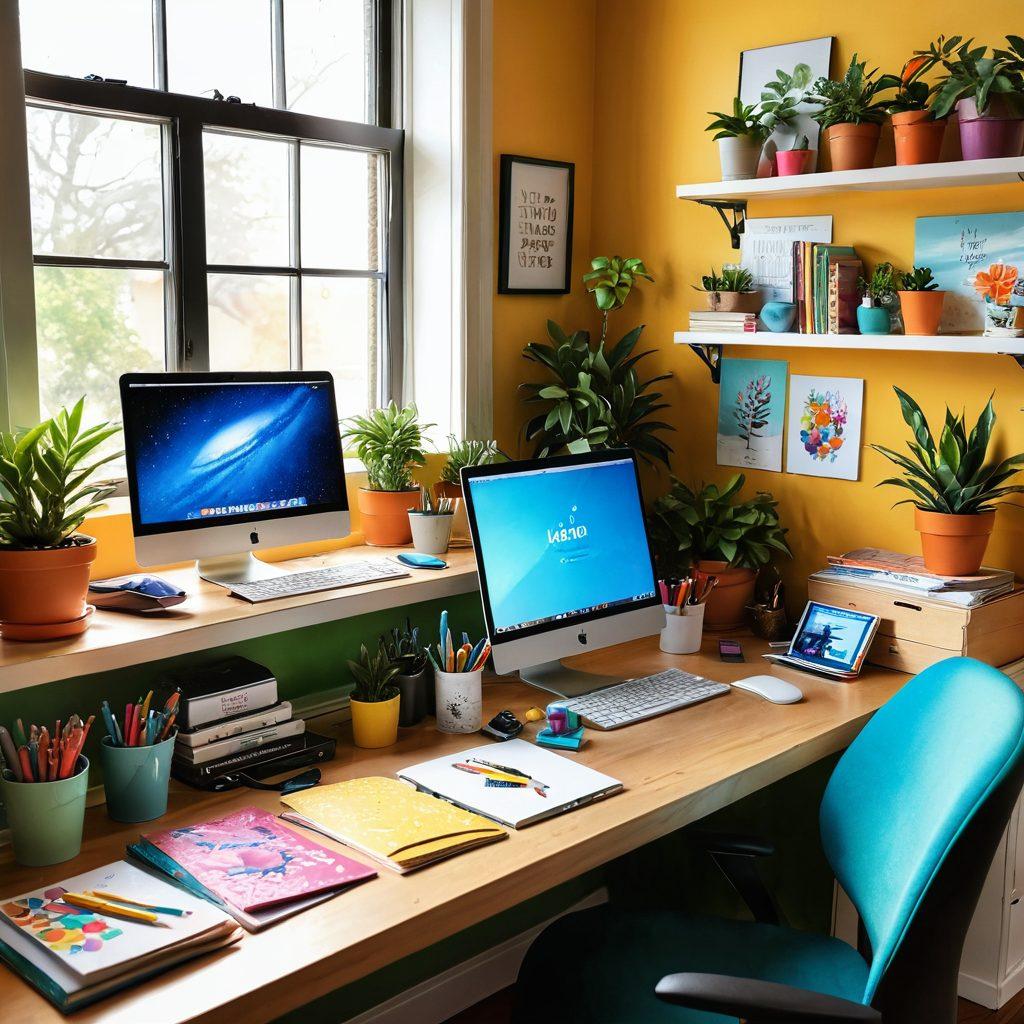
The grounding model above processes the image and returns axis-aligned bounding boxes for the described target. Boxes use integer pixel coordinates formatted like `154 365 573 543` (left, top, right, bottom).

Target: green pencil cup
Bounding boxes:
0 756 89 867
100 732 175 823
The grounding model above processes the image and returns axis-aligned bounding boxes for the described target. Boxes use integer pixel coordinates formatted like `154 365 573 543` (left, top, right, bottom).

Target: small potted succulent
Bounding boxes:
694 266 760 314
881 40 955 165
775 134 813 176
857 262 900 335
649 474 791 630
871 388 1024 576
347 642 401 748
807 54 894 171
897 266 946 336
0 399 120 641
381 619 430 727
705 98 770 181
342 402 431 547
436 436 505 544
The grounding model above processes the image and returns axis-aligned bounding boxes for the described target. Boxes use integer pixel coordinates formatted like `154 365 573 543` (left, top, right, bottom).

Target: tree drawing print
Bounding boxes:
733 375 772 451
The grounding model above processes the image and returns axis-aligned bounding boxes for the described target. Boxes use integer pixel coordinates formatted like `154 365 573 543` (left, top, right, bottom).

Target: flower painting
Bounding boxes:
717 358 787 472
785 375 864 481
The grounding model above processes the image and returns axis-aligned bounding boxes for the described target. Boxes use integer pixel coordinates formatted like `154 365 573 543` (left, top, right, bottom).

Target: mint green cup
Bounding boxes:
100 732 175 823
0 756 89 867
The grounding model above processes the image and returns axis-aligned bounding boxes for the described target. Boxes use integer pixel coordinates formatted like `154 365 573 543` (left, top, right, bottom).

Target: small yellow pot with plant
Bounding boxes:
347 642 401 748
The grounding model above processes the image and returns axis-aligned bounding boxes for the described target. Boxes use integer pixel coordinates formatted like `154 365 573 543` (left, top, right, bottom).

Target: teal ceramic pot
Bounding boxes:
760 301 797 333
100 732 175 823
857 305 891 335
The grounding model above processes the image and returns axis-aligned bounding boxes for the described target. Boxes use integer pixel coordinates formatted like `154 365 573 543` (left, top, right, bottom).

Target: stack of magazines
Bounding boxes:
811 548 1015 608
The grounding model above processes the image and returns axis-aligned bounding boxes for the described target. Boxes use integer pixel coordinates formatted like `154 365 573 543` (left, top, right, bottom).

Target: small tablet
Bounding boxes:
764 601 880 680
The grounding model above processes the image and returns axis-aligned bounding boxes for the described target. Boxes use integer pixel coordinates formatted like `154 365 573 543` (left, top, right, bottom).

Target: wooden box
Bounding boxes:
806 579 1024 674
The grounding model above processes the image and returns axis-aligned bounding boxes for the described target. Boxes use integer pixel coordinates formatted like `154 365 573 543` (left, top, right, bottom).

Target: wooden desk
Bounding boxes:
0 637 908 1024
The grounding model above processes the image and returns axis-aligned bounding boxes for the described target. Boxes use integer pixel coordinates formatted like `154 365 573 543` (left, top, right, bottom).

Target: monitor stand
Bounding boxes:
518 660 625 699
197 552 287 589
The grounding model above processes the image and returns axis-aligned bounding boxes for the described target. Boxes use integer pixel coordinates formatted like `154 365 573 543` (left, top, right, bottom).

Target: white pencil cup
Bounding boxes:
435 669 483 733
660 604 705 655
409 511 454 555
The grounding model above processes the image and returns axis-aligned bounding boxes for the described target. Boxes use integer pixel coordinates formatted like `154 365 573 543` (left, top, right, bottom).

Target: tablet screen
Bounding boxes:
790 602 878 674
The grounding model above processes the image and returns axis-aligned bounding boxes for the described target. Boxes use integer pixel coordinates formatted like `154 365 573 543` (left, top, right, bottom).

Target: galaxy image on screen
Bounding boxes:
126 381 344 527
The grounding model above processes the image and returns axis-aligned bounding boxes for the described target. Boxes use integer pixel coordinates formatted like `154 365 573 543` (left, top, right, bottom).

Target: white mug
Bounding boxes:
435 669 483 732
660 604 705 655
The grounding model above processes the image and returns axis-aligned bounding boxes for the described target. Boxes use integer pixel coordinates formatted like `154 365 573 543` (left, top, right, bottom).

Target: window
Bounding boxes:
17 0 401 469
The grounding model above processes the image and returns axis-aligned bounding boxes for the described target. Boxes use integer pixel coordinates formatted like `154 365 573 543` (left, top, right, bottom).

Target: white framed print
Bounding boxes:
786 375 864 481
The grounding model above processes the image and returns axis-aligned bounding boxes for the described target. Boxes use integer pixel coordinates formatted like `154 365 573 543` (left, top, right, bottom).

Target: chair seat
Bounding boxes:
514 904 870 1023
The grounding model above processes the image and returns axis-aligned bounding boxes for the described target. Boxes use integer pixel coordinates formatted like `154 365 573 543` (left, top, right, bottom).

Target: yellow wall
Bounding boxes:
493 0 1024 610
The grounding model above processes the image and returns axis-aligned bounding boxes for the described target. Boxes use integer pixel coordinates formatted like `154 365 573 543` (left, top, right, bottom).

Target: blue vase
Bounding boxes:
857 304 891 335
760 301 797 333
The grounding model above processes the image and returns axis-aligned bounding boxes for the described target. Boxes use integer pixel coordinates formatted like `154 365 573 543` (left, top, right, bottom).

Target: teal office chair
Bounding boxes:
514 657 1024 1023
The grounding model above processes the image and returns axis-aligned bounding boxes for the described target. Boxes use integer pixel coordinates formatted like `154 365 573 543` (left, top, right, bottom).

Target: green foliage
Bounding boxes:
871 387 1024 515
342 402 431 492
697 266 755 293
582 256 653 315
760 63 814 132
440 437 505 485
0 398 121 550
648 475 792 575
380 619 427 675
347 642 400 703
899 266 939 292
928 36 1024 119
859 262 901 303
807 54 894 129
788 134 810 151
705 97 770 142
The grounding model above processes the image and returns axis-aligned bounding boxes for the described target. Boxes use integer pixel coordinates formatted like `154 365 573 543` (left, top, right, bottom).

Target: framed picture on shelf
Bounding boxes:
498 155 575 294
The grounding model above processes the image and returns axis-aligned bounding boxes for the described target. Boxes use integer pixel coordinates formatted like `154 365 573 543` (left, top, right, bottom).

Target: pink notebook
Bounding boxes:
141 806 376 913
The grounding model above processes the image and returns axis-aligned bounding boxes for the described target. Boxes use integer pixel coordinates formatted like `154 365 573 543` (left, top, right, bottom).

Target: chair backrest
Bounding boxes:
820 657 1024 1006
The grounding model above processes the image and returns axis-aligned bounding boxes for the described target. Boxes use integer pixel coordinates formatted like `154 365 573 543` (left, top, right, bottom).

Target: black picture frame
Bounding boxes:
497 154 575 295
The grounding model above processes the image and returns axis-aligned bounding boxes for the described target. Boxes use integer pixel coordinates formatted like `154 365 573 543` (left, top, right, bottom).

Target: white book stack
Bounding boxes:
688 311 757 333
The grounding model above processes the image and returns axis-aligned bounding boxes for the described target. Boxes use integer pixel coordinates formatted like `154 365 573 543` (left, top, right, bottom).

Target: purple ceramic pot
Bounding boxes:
957 97 1024 160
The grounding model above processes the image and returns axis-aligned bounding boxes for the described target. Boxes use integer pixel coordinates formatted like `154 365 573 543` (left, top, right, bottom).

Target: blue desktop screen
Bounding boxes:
467 458 657 634
791 603 875 671
124 379 345 526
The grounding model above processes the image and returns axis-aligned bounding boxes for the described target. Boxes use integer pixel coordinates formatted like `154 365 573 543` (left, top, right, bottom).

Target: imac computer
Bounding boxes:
461 449 663 698
120 371 350 589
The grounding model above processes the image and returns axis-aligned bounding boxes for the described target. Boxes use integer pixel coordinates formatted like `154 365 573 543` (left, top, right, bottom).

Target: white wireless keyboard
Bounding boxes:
562 668 731 730
229 559 410 603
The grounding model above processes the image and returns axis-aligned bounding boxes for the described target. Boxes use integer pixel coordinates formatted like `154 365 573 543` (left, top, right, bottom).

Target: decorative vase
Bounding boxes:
749 605 790 643
775 149 813 176
824 122 881 171
857 304 890 336
694 560 756 630
914 508 995 577
395 667 430 727
956 97 1024 161
434 481 471 546
408 512 454 555
659 604 705 655
435 669 483 733
100 732 175 823
0 757 88 866
716 136 762 181
760 301 797 333
898 291 946 336
705 290 761 314
0 536 97 641
350 693 401 748
357 488 419 546
891 111 947 166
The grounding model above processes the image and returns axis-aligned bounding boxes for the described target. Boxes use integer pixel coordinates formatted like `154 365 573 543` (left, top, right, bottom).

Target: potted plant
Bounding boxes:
857 262 900 335
0 399 120 641
928 36 1024 160
693 266 760 314
871 388 1024 575
775 134 813 176
342 402 431 547
347 642 401 748
705 97 770 181
648 474 791 629
807 54 894 171
759 63 815 172
381 619 430 727
881 39 956 165
437 437 504 502
898 266 946 336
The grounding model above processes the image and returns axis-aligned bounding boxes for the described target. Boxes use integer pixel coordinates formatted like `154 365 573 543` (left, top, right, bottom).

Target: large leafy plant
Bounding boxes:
807 54 894 129
871 388 1024 515
926 36 1024 119
440 436 505 485
342 402 431 491
0 398 121 550
347 642 400 703
648 474 791 577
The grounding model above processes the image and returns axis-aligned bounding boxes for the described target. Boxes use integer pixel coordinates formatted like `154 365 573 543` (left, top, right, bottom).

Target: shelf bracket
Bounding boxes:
1009 354 1024 371
695 199 747 250
690 344 723 384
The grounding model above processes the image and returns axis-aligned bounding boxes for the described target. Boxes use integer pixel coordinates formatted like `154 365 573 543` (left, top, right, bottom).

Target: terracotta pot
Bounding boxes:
0 537 96 640
705 290 760 314
824 122 881 171
898 290 946 336
350 693 401 748
434 481 470 546
914 508 995 577
956 97 1024 160
775 149 814 176
892 110 947 166
695 560 756 630
357 488 419 546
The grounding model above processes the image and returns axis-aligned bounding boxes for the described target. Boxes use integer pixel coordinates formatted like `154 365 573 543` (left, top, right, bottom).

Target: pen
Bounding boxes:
61 892 169 927
86 890 192 917
0 726 22 782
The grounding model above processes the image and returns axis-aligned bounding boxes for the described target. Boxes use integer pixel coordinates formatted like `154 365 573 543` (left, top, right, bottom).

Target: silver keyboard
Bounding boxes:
562 668 731 730
229 559 410 603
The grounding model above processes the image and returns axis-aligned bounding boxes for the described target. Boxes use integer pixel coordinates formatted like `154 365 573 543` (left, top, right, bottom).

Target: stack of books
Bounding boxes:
688 310 757 333
792 241 863 335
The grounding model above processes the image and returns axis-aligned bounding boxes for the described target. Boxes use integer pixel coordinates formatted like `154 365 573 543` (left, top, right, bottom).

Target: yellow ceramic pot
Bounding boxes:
350 693 401 748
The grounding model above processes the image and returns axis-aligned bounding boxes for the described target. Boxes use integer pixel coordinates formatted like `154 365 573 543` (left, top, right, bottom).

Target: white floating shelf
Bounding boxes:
674 331 1024 356
676 157 1024 203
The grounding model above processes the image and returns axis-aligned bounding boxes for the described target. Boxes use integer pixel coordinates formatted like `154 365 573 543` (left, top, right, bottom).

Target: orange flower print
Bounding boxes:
974 263 1018 305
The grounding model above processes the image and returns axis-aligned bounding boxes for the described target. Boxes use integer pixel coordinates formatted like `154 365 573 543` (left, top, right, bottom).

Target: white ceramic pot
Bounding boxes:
409 512 454 555
660 604 705 655
435 669 483 733
717 136 761 181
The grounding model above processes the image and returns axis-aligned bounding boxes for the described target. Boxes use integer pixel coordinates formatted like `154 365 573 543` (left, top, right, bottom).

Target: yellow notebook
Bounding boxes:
280 777 507 873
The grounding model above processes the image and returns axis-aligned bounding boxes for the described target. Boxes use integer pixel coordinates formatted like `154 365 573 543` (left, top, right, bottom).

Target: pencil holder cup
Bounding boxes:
435 669 483 733
409 512 454 555
100 731 175 823
0 756 89 867
660 604 705 655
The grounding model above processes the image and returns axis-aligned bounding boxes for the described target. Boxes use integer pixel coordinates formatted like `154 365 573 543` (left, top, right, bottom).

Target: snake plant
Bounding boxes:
348 642 400 703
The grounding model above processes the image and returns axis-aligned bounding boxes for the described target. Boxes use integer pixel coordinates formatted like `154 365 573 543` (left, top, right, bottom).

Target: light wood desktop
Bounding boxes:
0 635 909 1024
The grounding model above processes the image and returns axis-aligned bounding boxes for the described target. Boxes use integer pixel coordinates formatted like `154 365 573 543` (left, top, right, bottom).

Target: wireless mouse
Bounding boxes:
397 552 448 569
731 674 804 705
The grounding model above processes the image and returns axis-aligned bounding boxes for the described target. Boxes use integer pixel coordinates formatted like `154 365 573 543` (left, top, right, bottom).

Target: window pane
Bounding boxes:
27 108 164 262
204 133 291 266
285 0 370 122
208 274 290 371
301 146 379 270
167 0 273 106
19 0 154 87
302 276 376 417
